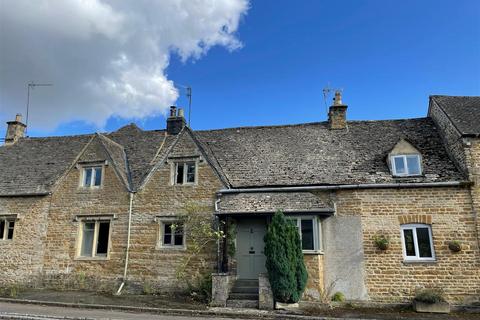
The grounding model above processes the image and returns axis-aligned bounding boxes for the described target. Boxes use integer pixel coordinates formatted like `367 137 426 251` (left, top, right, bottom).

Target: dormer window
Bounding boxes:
82 166 103 187
391 155 422 176
174 161 196 185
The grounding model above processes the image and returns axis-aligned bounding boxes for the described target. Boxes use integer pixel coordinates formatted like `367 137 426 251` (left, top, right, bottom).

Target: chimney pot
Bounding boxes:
170 106 177 117
178 108 185 118
5 114 27 145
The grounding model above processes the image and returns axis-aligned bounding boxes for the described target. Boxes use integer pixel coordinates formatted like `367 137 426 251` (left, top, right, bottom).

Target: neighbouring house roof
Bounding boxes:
0 115 468 196
431 95 480 136
195 118 464 188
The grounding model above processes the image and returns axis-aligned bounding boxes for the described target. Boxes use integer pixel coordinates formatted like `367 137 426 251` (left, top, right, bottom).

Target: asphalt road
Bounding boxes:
0 302 249 320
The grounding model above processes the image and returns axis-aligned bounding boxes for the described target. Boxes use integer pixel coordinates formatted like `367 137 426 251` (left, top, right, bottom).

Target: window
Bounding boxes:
159 220 185 248
289 216 322 252
174 162 196 185
0 219 15 240
400 224 435 261
391 155 421 176
82 166 103 187
78 220 110 258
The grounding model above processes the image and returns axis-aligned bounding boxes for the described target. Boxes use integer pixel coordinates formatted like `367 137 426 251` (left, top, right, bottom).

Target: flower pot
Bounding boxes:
413 301 450 313
448 241 461 252
376 242 389 250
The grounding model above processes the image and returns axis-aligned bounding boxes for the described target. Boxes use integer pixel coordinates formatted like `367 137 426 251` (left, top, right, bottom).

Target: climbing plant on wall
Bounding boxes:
264 210 308 303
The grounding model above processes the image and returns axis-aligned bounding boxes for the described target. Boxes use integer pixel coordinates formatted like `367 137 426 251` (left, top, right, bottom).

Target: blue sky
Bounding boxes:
1 0 479 138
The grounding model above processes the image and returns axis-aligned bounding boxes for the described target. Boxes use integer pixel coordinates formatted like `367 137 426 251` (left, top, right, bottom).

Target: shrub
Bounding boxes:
264 210 308 303
414 288 445 304
331 291 345 302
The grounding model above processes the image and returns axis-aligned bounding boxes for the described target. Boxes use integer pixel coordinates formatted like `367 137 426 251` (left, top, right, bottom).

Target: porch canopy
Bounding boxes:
215 191 334 216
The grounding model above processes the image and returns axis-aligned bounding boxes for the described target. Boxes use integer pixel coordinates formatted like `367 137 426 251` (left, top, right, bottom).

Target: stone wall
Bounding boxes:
333 187 479 304
303 254 325 301
429 99 468 175
0 195 51 288
42 138 130 292
126 131 224 292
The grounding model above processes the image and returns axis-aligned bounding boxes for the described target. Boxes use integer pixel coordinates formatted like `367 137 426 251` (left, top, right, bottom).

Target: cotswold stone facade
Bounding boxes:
0 95 479 306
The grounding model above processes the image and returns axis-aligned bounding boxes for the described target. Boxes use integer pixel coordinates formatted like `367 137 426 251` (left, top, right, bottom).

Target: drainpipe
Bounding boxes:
116 191 134 295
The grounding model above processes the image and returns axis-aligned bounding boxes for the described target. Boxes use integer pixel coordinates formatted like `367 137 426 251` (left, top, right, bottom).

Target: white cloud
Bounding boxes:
0 0 248 130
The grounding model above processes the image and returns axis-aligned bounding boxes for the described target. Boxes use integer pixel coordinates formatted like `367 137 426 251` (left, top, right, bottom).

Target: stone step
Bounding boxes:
226 299 259 309
228 292 259 300
234 279 259 287
231 286 258 294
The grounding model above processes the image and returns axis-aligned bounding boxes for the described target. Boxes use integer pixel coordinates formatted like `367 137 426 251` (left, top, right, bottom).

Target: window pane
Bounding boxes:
84 168 92 186
406 156 421 175
394 157 405 174
174 234 183 246
0 220 4 239
416 227 433 258
403 229 416 256
94 167 102 186
164 223 172 245
186 163 195 183
96 222 110 255
81 222 95 256
176 164 184 184
7 221 14 239
301 219 314 250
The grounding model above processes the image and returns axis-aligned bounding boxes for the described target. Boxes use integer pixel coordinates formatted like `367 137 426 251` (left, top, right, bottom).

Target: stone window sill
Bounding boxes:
75 256 109 261
303 250 324 255
402 260 437 265
156 245 187 251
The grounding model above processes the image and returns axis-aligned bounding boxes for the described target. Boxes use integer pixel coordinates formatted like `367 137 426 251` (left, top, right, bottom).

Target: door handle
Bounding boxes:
249 250 255 254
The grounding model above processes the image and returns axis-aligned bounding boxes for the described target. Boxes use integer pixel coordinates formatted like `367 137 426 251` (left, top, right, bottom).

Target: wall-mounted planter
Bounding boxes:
373 235 390 251
448 241 461 252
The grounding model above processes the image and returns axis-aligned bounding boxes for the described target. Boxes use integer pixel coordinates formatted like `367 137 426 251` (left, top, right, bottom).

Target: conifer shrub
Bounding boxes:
264 210 308 303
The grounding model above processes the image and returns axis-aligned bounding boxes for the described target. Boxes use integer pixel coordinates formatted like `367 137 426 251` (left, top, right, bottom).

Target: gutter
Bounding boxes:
116 191 134 295
218 181 469 194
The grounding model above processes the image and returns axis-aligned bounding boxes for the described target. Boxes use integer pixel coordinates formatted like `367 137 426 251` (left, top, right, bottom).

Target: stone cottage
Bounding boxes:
0 94 479 307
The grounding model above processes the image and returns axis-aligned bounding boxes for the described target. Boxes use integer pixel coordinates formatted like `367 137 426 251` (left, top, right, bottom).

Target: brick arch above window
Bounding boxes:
398 214 432 225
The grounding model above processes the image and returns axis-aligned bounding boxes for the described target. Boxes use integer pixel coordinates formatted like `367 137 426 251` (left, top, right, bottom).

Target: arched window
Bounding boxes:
400 224 435 261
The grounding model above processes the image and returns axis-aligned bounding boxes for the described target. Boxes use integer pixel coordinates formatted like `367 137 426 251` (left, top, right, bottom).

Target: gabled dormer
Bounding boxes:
388 139 423 177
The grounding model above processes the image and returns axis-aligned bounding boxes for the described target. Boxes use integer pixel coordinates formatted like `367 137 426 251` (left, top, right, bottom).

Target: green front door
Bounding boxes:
236 218 267 279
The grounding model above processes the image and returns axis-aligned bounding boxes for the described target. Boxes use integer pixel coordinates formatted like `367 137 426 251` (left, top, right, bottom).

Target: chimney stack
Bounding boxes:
5 114 26 145
166 106 186 135
328 91 348 130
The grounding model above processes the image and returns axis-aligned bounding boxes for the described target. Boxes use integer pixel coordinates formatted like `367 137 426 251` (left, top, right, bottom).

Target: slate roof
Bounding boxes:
431 95 480 136
217 192 334 214
195 118 464 188
0 124 174 196
0 134 92 196
0 114 469 196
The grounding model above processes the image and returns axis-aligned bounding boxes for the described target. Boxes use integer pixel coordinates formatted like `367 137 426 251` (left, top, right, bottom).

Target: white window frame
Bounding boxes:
157 217 186 250
391 154 422 176
288 216 322 254
172 161 197 186
76 219 112 259
0 218 15 241
400 224 435 262
80 165 104 188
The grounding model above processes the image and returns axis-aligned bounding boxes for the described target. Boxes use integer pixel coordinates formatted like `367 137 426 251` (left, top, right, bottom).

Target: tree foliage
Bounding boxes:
264 210 308 303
